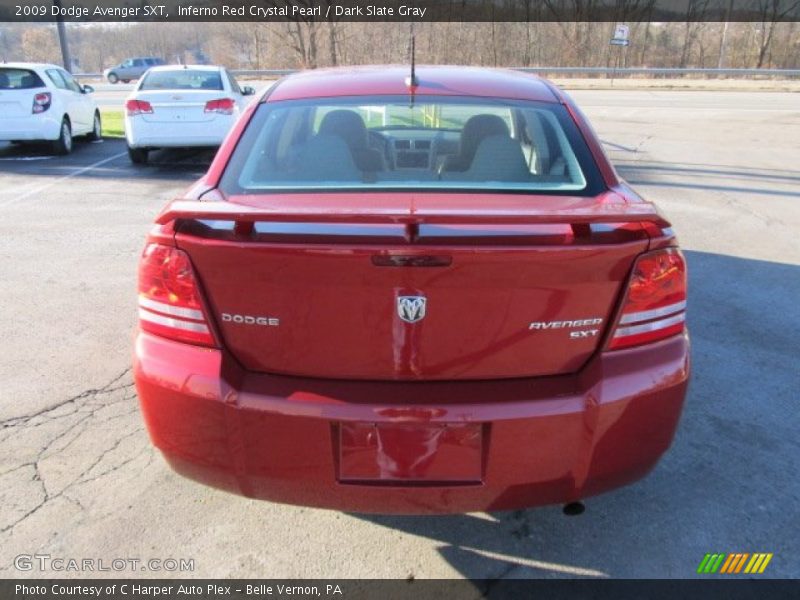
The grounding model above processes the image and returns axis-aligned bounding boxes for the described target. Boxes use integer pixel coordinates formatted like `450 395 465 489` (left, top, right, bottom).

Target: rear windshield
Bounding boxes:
0 68 45 90
220 95 604 195
139 70 222 91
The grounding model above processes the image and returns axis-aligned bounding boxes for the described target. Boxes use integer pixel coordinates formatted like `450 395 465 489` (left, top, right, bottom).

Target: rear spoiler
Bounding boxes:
156 198 671 229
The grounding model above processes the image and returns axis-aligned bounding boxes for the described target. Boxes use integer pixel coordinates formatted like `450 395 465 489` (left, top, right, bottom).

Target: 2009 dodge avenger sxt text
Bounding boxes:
133 66 690 514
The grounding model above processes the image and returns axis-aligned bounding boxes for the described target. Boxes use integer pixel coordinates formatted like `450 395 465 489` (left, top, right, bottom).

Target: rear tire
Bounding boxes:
52 118 72 155
107 73 119 84
121 79 130 84
128 146 148 164
87 112 102 141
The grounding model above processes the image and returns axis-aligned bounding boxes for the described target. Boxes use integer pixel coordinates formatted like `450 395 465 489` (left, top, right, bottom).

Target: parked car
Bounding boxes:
0 62 100 154
103 57 164 84
133 66 690 514
124 65 255 164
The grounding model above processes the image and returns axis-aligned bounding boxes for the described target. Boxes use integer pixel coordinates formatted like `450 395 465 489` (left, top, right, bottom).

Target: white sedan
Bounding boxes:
0 62 100 154
124 65 255 164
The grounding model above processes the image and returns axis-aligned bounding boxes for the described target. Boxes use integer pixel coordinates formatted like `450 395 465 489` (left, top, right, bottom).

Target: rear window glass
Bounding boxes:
220 95 604 196
139 70 222 91
0 68 45 90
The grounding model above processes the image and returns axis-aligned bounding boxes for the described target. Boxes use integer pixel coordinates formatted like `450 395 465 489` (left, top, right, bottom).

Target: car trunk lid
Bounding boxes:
0 93 31 118
133 90 226 123
164 192 665 380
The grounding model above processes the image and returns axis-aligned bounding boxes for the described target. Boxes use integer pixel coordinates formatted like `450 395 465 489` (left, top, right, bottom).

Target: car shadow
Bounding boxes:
0 138 100 158
351 250 800 579
616 159 800 199
143 146 218 170
0 138 213 182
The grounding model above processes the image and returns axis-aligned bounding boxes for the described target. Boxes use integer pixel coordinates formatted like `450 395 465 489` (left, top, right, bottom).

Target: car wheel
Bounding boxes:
52 118 73 155
87 112 102 141
128 146 148 165
122 79 131 84
107 73 119 84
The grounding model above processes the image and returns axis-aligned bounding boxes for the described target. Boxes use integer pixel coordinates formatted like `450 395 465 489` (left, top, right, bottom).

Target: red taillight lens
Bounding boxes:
609 248 687 350
204 98 235 115
126 99 153 116
138 244 214 346
32 92 51 114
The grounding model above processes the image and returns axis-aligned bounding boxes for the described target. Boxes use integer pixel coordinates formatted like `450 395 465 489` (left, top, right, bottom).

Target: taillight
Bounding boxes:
609 248 687 350
126 99 153 116
204 98 235 115
138 244 214 346
32 92 51 114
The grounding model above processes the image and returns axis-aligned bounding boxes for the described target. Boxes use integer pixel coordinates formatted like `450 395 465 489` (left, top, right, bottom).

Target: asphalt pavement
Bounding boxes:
0 90 798 581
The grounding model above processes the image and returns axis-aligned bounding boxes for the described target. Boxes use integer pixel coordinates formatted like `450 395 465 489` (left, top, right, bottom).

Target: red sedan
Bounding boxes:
134 66 689 514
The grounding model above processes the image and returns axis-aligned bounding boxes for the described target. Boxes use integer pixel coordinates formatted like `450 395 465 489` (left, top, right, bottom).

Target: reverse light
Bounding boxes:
609 248 687 349
138 244 214 346
126 99 153 116
204 98 235 115
32 92 51 114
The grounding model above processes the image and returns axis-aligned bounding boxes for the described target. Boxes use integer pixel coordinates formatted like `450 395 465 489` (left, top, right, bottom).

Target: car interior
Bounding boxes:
237 101 587 190
0 69 44 90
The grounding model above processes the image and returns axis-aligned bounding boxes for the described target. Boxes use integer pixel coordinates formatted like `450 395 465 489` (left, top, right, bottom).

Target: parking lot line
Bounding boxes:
0 151 128 208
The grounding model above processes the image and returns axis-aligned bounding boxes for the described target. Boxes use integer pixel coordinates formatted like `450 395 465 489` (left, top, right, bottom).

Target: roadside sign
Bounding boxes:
611 24 630 46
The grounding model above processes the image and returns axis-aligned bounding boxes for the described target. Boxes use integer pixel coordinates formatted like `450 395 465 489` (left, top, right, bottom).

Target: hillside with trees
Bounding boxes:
1 21 798 73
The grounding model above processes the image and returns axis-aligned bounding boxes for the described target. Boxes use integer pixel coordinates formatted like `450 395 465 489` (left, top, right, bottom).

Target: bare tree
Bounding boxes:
19 27 60 64
754 0 800 67
680 0 711 67
261 0 321 68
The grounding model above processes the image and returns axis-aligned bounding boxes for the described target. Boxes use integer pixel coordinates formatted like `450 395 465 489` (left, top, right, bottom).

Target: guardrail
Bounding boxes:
518 66 800 77
75 66 800 80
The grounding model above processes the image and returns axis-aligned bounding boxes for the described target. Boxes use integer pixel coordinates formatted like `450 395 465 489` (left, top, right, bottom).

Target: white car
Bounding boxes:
0 62 100 155
124 65 255 164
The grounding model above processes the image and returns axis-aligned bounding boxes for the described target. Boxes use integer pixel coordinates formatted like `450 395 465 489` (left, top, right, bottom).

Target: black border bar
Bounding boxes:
2 0 800 22
2 579 800 600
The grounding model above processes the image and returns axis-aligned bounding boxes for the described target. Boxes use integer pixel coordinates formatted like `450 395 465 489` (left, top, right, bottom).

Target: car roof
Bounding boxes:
146 64 222 73
0 62 60 70
267 65 560 103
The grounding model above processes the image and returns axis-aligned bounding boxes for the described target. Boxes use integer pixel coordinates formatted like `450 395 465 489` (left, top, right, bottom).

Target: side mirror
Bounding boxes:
242 86 255 96
82 84 94 94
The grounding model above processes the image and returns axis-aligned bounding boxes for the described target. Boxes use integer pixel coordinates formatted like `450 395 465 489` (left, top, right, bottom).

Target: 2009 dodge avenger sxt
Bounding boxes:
133 66 690 514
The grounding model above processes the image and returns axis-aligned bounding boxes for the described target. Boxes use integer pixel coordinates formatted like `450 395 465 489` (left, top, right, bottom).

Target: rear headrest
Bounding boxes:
20 75 36 88
318 110 369 151
0 73 9 87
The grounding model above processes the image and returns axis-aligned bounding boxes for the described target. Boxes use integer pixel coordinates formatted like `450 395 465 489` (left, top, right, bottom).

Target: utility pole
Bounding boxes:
53 0 73 72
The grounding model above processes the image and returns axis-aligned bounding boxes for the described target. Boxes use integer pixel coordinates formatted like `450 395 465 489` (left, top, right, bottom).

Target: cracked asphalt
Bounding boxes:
0 90 798 581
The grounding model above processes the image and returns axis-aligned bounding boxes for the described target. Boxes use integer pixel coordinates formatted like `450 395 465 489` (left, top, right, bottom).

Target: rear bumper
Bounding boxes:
134 331 690 514
125 115 232 148
0 114 61 141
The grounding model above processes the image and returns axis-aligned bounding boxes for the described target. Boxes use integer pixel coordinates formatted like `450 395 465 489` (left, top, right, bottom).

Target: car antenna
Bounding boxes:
405 21 418 106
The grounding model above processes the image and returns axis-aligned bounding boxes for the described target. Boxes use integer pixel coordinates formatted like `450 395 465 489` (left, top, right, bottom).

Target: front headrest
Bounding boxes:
460 114 511 162
318 110 369 151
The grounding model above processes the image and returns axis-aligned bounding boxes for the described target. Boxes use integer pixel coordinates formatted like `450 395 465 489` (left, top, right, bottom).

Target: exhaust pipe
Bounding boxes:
563 501 585 516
